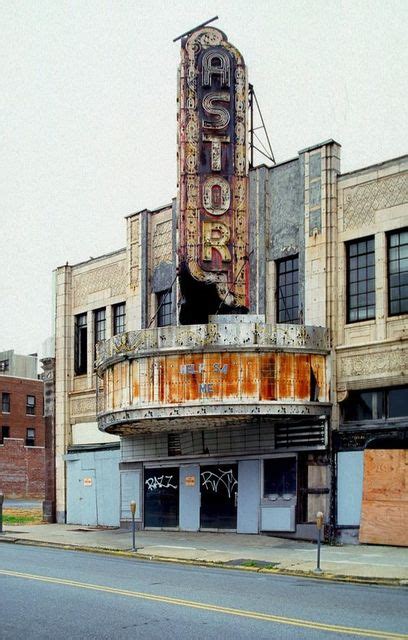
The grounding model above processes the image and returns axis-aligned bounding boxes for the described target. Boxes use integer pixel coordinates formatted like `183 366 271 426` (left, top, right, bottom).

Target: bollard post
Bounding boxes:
0 492 4 534
314 511 324 574
130 500 136 551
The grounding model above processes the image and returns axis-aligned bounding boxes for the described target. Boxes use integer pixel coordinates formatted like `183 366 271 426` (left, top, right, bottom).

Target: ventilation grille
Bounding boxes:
168 433 182 456
275 422 326 449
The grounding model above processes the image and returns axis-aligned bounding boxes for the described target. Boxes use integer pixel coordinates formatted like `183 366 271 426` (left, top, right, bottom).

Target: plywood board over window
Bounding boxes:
359 449 408 547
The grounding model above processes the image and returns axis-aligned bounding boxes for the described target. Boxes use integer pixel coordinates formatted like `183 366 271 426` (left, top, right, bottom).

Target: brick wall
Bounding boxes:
0 438 45 498
0 376 45 445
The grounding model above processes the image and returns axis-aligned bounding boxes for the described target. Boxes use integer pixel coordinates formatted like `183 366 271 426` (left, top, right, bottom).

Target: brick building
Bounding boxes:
0 351 46 499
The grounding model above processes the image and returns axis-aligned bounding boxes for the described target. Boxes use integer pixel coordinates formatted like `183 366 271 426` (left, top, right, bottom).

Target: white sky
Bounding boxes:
1 0 407 356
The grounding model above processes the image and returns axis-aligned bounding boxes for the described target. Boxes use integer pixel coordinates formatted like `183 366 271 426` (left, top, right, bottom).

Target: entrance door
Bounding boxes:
80 469 97 526
144 467 179 528
200 464 238 529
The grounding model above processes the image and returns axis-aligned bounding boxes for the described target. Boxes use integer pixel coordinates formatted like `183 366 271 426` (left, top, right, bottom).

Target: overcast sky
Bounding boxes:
1 0 407 357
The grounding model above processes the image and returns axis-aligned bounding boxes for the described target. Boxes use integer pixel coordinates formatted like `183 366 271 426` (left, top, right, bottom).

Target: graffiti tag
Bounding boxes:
201 468 237 498
145 475 178 491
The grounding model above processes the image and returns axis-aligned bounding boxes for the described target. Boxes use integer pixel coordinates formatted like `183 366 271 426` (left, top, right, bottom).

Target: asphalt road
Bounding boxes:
0 545 406 640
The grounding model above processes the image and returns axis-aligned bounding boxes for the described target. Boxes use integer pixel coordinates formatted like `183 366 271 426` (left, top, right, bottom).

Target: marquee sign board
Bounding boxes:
178 27 249 310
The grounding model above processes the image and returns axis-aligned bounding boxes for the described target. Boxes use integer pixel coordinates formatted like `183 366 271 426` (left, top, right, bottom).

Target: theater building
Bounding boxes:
54 26 407 543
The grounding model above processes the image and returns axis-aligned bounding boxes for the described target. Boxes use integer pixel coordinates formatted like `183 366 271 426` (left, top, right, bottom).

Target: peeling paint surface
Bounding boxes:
96 322 330 434
106 351 328 408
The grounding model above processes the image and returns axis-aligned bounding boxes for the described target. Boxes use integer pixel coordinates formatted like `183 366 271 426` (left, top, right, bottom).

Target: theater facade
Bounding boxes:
54 25 407 543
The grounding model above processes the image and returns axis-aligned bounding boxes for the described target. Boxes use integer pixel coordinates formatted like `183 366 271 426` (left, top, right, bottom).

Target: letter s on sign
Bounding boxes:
202 92 231 130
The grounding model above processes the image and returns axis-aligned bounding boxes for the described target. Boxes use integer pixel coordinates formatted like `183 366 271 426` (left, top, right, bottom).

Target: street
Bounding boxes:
0 545 406 639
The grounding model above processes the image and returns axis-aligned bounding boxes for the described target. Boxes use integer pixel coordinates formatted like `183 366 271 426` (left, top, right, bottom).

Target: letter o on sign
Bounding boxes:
202 176 230 216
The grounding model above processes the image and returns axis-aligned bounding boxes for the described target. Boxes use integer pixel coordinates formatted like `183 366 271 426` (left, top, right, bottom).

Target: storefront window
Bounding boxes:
263 457 296 498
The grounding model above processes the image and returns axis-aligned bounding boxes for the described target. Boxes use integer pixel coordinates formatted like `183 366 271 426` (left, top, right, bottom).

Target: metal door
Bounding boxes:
79 469 97 526
144 467 179 528
200 464 238 529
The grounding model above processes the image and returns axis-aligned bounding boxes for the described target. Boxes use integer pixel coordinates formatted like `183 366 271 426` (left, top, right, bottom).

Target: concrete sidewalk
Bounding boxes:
1 524 407 585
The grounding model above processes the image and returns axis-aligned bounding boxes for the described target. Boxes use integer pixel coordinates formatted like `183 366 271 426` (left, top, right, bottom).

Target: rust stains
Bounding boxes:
131 360 139 403
310 355 326 401
104 351 328 409
277 353 294 400
241 354 259 399
260 353 276 400
294 354 311 401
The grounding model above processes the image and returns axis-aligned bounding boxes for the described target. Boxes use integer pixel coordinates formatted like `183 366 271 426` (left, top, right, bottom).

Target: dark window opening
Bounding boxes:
26 428 35 447
26 395 36 415
113 302 126 335
263 457 296 497
74 313 87 375
2 392 10 413
388 388 408 418
94 308 106 344
343 386 408 422
94 308 106 362
157 290 172 327
388 228 408 316
310 368 319 401
0 359 9 372
346 236 375 323
0 426 10 444
277 256 299 323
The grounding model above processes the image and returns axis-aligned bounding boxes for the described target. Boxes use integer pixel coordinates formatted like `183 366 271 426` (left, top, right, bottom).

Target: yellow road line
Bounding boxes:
0 569 406 639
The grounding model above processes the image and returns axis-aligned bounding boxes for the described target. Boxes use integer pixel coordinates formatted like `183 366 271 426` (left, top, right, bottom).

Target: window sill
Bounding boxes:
387 313 408 321
344 319 376 328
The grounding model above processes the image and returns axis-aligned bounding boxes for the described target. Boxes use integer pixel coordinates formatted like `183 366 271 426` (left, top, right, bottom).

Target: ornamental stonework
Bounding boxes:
338 348 406 379
73 261 126 308
343 172 408 230
152 220 172 266
70 396 96 417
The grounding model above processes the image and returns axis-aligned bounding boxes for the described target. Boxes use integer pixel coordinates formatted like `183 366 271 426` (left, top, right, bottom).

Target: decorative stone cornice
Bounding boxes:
96 322 330 372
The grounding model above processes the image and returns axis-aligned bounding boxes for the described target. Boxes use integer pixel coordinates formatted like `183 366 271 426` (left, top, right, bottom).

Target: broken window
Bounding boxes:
74 313 87 375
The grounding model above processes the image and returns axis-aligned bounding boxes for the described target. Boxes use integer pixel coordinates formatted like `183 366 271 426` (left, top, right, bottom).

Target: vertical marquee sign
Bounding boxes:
178 27 249 311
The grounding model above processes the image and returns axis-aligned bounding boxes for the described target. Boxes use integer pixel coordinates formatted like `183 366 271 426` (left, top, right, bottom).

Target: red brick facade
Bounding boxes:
0 375 46 499
0 438 45 498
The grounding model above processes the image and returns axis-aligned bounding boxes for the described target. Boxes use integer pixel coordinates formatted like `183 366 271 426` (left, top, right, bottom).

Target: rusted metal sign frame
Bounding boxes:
178 27 249 309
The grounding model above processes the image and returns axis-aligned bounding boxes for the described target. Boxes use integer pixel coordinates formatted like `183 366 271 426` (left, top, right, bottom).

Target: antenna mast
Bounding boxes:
249 83 275 167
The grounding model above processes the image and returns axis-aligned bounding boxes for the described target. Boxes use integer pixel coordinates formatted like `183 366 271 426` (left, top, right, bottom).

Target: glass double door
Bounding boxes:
144 467 179 527
200 464 238 529
143 464 238 530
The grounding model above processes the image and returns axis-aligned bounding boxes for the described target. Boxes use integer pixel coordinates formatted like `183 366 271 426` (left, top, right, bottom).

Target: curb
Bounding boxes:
0 535 406 587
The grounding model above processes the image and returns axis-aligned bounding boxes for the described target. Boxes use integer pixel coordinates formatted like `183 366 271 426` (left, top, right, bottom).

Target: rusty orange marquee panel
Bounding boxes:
103 352 327 411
